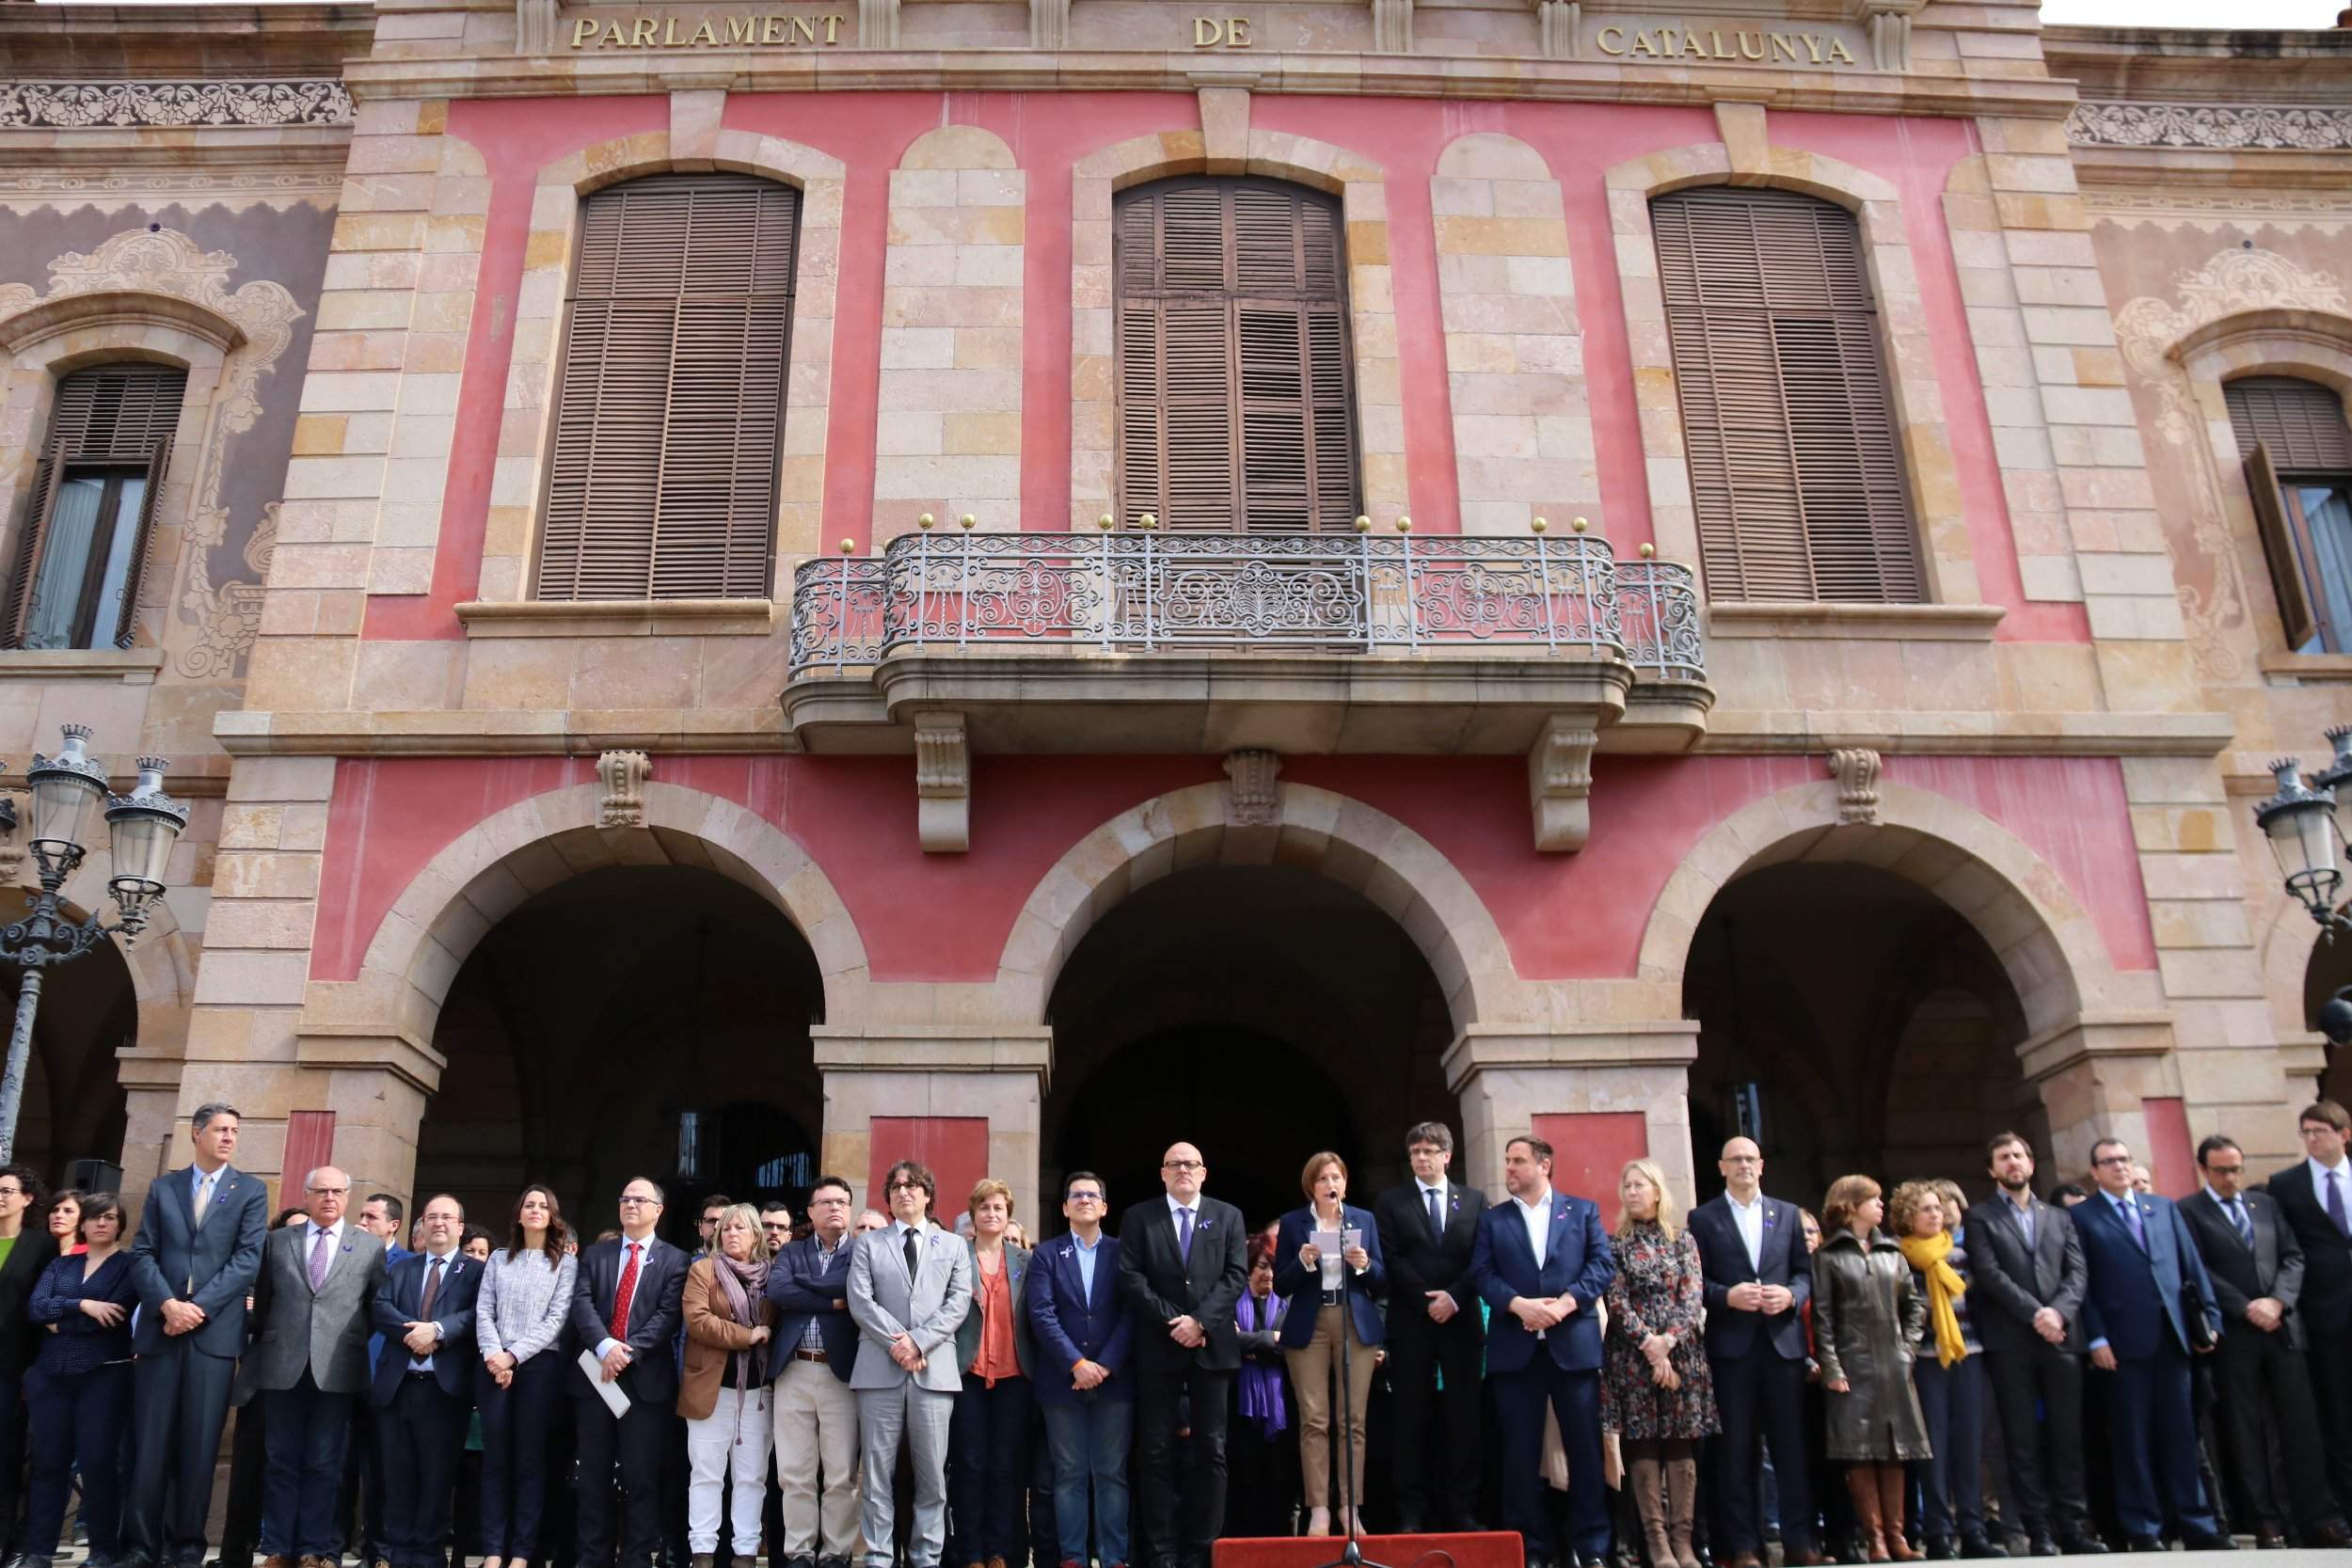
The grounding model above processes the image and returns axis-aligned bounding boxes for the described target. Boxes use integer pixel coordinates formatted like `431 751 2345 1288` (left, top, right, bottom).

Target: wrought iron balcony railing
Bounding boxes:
788 520 1706 686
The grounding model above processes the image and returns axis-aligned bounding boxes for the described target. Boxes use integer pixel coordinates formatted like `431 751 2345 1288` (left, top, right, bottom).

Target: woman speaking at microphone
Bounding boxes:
1272 1152 1388 1537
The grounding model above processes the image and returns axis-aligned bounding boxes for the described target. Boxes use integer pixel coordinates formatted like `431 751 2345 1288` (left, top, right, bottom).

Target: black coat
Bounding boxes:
1115 1195 1248 1373
2263 1163 2352 1335
566 1235 690 1405
1373 1180 1486 1344
0 1223 51 1382
1965 1189 2088 1355
1687 1195 1812 1362
2183 1186 2306 1348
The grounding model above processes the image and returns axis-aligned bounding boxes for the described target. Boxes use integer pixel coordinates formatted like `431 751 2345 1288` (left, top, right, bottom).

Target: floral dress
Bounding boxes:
1601 1221 1721 1440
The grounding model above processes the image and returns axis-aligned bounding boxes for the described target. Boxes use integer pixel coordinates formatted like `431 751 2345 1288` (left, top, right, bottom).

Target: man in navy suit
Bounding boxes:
370 1194 482 1568
1684 1137 1823 1568
570 1178 691 1568
2074 1138 2230 1552
2263 1098 2352 1517
767 1175 863 1568
1028 1170 1135 1568
1469 1134 1614 1568
124 1101 271 1568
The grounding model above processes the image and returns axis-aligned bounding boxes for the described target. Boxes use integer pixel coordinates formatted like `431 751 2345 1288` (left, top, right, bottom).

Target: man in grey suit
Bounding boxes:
242 1165 389 1568
846 1159 973 1568
125 1101 272 1568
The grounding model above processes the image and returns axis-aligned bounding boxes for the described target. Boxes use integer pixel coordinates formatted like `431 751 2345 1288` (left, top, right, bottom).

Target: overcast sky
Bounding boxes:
2041 0 2338 25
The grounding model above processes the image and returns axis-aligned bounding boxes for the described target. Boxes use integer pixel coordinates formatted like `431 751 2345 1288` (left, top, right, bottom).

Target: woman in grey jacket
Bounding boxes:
475 1185 579 1568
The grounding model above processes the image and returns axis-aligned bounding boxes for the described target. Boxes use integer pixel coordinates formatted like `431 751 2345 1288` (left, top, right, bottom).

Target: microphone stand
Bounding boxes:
1312 1214 1391 1568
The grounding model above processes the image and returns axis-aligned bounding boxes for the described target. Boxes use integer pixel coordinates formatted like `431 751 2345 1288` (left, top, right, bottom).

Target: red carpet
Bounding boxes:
1214 1531 1527 1568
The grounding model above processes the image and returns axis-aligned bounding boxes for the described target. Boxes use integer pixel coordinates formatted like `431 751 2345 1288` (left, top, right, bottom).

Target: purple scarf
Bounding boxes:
1238 1291 1287 1439
708 1253 772 1396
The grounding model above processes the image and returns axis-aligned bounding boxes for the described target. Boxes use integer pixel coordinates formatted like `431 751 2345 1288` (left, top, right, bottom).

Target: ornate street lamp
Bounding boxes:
0 724 189 1164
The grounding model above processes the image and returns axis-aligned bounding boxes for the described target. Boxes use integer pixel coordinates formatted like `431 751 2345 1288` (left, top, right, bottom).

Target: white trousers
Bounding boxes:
687 1385 772 1555
774 1354 863 1560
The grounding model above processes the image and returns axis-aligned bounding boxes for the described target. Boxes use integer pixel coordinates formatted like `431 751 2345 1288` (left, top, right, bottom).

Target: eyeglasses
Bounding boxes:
1722 1156 1761 1166
619 1195 660 1207
0 1185 26 1198
309 1185 350 1196
2206 1164 2245 1177
2303 1126 2343 1137
1161 1160 1203 1173
2092 1155 2133 1167
887 1180 925 1193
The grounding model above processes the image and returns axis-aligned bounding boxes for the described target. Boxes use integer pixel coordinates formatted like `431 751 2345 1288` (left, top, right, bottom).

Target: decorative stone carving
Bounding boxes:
1859 0 1920 72
596 751 654 830
2112 246 2349 680
1827 748 1883 826
1224 750 1282 827
1371 0 1412 53
0 228 306 680
1527 717 1597 853
1029 0 1070 48
516 0 559 55
2068 103 2352 152
1532 0 1578 58
914 712 969 854
0 80 352 130
859 0 899 47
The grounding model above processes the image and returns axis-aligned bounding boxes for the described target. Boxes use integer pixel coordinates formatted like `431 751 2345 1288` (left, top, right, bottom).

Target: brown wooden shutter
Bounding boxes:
2243 440 2319 652
537 173 799 601
4 363 186 649
1652 186 1921 604
2225 376 2352 470
1114 178 1358 531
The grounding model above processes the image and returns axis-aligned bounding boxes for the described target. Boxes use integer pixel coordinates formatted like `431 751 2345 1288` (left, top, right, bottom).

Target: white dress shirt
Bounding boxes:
595 1236 652 1362
2309 1156 2350 1220
1728 1190 1766 1272
1514 1192 1550 1268
406 1245 459 1371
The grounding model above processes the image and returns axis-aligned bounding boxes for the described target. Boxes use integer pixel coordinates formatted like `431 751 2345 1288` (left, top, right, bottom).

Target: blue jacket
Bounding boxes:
1026 1230 1134 1403
128 1163 269 1359
369 1248 484 1406
1270 1204 1388 1351
30 1251 138 1375
766 1232 858 1384
1470 1191 1615 1373
2075 1188 2222 1361
1686 1194 1814 1362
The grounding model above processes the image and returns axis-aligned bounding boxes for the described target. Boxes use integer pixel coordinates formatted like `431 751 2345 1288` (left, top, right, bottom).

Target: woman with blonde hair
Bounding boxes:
1815 1175 1931 1563
1602 1159 1716 1568
679 1201 775 1568
1891 1181 2000 1560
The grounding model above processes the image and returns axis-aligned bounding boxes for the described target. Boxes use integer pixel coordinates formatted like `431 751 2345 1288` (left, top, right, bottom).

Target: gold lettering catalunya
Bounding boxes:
1595 23 1860 63
569 11 850 46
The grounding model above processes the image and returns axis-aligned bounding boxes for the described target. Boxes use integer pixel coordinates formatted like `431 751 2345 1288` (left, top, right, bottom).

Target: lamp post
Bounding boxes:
0 723 188 1165
2256 724 2352 1050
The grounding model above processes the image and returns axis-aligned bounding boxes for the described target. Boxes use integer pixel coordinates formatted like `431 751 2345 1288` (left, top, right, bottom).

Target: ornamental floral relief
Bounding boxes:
2067 103 2352 152
0 227 306 677
0 80 351 131
2111 245 2350 680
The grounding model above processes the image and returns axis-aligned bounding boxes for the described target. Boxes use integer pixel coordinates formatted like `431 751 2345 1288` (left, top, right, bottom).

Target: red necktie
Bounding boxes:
612 1242 642 1339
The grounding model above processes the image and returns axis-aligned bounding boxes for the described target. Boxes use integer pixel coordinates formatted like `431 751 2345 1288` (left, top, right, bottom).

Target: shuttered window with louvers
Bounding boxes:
1651 186 1922 604
2224 375 2352 654
536 173 799 601
2226 377 2352 470
1115 178 1358 531
4 362 187 650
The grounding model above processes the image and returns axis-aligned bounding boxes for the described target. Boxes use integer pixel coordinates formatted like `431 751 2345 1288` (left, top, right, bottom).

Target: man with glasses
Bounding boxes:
242 1166 389 1568
847 1161 972 1568
2264 1099 2352 1518
370 1195 482 1568
568 1179 690 1568
768 1178 863 1568
1029 1171 1133 1568
1116 1143 1247 1568
2073 1138 2227 1552
2182 1134 2349 1547
0 1164 49 1568
126 1102 270 1568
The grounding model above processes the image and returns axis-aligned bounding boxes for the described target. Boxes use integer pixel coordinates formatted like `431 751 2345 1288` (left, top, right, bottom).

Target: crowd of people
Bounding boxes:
4 1101 2352 1568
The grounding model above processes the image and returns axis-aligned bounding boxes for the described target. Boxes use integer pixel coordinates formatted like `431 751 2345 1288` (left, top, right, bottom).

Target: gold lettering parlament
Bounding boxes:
569 13 847 47
1595 24 1856 62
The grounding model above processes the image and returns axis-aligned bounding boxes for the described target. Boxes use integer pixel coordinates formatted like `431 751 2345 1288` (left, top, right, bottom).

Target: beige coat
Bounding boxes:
677 1256 775 1421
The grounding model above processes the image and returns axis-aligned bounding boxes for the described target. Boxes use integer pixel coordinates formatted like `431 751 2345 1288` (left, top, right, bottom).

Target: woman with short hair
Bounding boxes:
1603 1158 1717 1568
1815 1175 1931 1564
951 1178 1034 1568
680 1201 776 1568
1272 1151 1387 1537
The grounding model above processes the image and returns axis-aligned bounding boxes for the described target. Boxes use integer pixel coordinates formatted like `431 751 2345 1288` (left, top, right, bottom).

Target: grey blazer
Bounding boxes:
951 1239 1035 1378
240 1223 389 1397
847 1221 973 1394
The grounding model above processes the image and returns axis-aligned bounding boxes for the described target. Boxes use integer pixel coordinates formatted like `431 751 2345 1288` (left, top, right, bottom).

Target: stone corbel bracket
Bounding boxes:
1531 0 1579 59
597 749 653 829
516 0 557 55
1860 0 1923 72
1372 0 1414 53
861 0 900 46
1030 0 1070 48
1827 747 1883 826
1224 749 1282 826
915 712 970 853
1528 716 1597 852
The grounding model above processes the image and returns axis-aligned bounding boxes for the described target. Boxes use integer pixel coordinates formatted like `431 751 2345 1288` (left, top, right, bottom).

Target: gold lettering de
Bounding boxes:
567 11 851 46
1193 16 1253 45
1600 23 1858 64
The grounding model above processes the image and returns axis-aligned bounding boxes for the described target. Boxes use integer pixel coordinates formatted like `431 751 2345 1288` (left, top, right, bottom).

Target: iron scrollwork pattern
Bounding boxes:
789 529 1707 684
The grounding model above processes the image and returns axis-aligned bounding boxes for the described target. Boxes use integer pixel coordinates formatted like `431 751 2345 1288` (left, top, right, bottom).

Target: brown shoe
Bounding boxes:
1878 1465 1919 1562
987 1559 1009 1568
259 1557 293 1568
1849 1468 1890 1564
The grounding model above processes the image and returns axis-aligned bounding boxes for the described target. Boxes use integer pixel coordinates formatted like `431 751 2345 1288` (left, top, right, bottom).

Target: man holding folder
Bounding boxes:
568 1179 689 1568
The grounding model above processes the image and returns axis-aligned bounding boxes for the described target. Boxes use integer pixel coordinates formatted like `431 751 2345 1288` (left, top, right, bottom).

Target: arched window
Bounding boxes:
2226 374 2352 654
4 362 186 650
1651 186 1920 604
537 172 801 600
1114 177 1358 531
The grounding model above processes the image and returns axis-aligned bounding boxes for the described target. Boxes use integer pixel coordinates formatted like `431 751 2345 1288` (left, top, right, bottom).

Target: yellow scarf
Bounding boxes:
1897 1230 1968 1367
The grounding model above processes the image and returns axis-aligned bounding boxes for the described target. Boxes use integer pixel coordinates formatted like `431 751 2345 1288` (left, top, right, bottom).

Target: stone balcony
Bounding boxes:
782 519 1713 852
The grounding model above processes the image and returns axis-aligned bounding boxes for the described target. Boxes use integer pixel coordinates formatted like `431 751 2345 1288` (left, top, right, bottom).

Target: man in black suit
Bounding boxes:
1685 1137 1822 1568
569 1177 691 1568
2182 1134 2351 1547
2264 1098 2352 1519
1968 1131 2103 1557
370 1194 484 1568
1374 1119 1486 1533
1115 1140 1248 1568
124 1101 272 1568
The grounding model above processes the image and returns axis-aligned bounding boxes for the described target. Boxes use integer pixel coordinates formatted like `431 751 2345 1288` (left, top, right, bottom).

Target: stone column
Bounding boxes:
813 1024 1054 1218
1445 1021 1699 1198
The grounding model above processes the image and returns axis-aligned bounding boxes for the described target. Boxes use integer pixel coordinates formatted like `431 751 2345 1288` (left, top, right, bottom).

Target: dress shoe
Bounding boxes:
1788 1552 1834 1566
2253 1532 2287 1551
2026 1536 2059 1560
260 1557 293 1568
2307 1524 2352 1549
2060 1537 2111 1557
1396 1515 1428 1536
2178 1533 2235 1553
2122 1539 2163 1554
1957 1537 2008 1560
